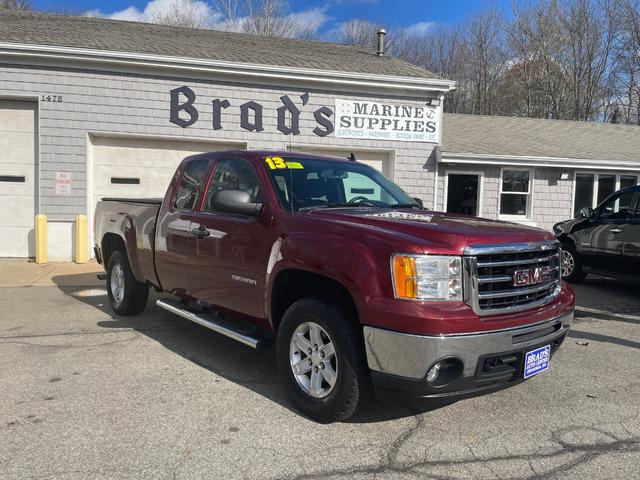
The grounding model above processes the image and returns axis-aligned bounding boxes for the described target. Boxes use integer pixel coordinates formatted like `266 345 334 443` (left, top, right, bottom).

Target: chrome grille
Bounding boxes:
463 241 562 316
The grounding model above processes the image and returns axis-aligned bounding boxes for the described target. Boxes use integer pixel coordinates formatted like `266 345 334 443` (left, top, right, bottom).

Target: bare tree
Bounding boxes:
151 0 212 29
0 0 31 10
212 0 318 38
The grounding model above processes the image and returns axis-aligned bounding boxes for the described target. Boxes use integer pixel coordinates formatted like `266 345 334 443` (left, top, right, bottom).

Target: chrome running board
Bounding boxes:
156 299 262 349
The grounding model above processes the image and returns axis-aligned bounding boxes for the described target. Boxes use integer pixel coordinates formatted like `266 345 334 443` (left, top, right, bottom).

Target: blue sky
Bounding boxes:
32 0 510 37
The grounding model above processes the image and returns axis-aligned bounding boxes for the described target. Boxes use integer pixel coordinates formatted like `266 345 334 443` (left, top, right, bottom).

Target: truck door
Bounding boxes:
155 157 211 297
185 158 270 321
580 190 635 272
620 192 640 277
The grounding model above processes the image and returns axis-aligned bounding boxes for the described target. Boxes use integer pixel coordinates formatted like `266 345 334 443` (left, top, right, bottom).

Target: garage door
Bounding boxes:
91 135 243 216
290 147 392 177
0 100 37 257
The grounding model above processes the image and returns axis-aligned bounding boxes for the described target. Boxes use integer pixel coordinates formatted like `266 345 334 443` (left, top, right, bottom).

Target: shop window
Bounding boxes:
573 173 639 217
597 174 616 204
500 169 531 217
574 173 594 216
620 175 638 190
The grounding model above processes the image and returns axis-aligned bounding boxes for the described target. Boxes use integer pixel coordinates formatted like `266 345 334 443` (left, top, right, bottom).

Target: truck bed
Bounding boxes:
94 197 162 287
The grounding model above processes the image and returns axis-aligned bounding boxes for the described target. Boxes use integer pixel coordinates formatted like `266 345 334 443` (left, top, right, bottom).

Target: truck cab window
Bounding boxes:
174 158 209 210
203 159 260 212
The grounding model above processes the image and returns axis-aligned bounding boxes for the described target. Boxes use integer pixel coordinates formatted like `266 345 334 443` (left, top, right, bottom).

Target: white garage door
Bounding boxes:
91 136 243 216
0 100 37 258
290 147 392 177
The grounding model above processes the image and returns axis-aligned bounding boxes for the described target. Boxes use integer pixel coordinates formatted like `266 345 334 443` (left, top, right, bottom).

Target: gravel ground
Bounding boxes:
0 272 638 479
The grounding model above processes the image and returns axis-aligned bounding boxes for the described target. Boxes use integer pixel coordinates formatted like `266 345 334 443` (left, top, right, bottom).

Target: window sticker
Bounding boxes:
265 157 304 170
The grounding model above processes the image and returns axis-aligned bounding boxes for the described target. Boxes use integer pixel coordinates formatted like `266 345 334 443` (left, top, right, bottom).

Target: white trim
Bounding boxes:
443 170 484 217
498 167 534 222
0 42 457 95
442 152 640 171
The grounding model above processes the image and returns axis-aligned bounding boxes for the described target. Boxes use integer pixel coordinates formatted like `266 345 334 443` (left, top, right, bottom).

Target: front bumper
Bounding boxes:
363 309 573 398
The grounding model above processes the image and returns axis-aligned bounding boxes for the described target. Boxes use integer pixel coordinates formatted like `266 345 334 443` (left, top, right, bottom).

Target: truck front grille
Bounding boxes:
463 241 562 316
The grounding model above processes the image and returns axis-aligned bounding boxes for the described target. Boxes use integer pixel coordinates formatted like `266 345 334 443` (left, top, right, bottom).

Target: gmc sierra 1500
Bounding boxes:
94 150 575 422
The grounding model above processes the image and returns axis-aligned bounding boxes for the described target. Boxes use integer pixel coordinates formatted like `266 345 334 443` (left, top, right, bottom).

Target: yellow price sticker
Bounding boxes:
264 157 304 170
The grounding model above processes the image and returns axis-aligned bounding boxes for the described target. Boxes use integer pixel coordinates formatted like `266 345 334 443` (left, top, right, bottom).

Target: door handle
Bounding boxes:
609 227 623 233
190 226 210 238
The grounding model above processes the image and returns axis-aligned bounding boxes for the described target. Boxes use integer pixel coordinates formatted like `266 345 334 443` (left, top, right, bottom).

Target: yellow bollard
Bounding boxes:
74 214 88 264
35 214 48 264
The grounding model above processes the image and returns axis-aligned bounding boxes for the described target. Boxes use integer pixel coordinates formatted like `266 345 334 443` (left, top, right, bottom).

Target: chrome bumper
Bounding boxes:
363 310 573 380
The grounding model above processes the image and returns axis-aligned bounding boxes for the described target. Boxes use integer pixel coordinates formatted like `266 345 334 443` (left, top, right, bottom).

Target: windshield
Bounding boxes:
263 155 417 212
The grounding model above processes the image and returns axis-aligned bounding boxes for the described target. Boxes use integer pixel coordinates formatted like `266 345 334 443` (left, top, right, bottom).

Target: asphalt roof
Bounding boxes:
0 10 439 80
443 113 640 163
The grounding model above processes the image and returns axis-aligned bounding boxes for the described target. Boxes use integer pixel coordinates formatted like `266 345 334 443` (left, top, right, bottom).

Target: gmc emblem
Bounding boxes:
513 266 552 287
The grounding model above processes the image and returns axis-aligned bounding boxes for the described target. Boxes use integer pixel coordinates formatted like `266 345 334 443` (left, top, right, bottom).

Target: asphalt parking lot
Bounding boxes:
1 265 639 479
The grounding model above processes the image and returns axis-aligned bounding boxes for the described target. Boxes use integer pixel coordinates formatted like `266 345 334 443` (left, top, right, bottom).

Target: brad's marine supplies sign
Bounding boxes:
168 86 441 144
335 99 441 143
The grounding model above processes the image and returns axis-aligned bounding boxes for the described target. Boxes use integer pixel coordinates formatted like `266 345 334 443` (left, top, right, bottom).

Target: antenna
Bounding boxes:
348 153 357 162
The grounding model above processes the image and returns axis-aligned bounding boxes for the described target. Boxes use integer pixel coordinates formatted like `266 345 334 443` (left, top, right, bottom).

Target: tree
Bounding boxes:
0 0 31 10
212 0 318 38
151 0 213 29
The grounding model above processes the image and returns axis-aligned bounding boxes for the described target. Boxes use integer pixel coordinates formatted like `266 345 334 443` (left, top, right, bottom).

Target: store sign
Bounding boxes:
335 100 441 143
55 171 72 195
168 86 441 144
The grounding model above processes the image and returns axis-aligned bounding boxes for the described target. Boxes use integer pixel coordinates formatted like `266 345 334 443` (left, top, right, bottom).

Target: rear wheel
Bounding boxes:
561 244 586 283
106 250 149 315
276 296 369 423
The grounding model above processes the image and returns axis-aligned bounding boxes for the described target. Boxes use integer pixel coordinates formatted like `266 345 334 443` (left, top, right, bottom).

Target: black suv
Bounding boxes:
554 185 640 283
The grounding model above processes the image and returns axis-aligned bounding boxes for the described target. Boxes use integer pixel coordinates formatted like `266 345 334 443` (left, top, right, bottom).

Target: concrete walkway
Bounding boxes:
0 260 103 288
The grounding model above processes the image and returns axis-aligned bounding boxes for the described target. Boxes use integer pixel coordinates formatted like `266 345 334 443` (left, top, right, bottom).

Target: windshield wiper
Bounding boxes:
299 202 378 212
389 203 422 209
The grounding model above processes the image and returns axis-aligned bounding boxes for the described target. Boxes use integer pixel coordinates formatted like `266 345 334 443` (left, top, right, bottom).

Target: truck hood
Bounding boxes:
308 208 555 255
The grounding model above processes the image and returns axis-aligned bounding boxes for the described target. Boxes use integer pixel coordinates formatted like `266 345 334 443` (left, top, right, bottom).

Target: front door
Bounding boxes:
446 174 479 216
186 158 270 322
580 190 636 272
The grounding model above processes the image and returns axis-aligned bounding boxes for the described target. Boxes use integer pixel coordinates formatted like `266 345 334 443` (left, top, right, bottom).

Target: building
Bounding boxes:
440 114 640 230
0 11 638 260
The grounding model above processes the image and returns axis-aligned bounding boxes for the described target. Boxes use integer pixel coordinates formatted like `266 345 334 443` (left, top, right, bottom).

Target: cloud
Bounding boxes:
404 21 435 36
286 7 330 32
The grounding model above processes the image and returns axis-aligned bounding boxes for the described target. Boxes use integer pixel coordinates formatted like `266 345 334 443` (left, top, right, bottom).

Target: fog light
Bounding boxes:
426 362 441 383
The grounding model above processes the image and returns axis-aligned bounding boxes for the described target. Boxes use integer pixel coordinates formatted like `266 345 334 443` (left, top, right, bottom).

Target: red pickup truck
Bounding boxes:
94 150 574 422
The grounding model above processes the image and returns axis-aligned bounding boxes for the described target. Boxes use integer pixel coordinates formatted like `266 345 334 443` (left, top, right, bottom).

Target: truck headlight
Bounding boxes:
392 254 462 301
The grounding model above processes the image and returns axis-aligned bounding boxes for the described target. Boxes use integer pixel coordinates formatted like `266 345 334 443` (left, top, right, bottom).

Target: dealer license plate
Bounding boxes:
523 345 550 379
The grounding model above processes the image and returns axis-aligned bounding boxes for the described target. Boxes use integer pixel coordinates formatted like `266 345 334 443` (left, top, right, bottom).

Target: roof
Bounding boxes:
443 114 640 163
0 10 440 81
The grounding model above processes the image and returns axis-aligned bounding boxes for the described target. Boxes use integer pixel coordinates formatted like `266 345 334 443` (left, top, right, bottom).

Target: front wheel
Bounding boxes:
561 244 587 283
276 296 370 423
106 250 149 315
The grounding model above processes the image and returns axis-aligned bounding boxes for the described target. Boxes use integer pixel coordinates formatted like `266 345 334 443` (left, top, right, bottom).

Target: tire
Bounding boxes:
276 296 370 423
561 243 587 283
106 250 149 315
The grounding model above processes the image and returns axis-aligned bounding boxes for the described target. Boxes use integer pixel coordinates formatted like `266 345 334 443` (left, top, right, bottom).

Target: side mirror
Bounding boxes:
209 189 263 217
578 207 594 218
412 197 424 208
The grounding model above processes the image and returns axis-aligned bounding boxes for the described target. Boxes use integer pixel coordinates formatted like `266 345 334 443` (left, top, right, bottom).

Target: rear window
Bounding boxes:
174 158 209 210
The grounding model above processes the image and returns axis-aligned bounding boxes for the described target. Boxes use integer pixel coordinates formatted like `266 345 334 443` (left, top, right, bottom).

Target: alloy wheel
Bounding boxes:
110 263 125 305
289 322 338 399
561 249 575 278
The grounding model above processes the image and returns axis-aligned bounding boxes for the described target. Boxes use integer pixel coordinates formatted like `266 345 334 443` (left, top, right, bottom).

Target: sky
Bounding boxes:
31 0 511 38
